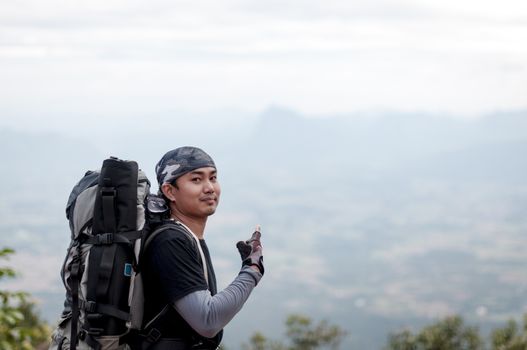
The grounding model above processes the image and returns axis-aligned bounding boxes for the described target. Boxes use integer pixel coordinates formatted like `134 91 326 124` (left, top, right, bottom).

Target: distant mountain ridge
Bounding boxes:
241 107 527 183
1 108 526 349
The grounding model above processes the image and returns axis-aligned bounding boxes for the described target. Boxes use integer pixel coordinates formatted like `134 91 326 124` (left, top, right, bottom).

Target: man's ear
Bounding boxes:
161 183 176 202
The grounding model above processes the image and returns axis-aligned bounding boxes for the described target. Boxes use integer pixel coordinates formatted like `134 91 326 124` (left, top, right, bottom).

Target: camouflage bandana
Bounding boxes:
155 146 216 188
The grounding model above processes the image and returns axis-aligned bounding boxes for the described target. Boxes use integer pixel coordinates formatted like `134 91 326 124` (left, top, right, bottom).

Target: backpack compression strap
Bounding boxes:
68 248 82 350
81 230 143 320
84 231 143 245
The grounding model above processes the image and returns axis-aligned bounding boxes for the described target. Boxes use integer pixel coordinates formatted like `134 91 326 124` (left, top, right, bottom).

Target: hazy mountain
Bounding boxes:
1 108 526 349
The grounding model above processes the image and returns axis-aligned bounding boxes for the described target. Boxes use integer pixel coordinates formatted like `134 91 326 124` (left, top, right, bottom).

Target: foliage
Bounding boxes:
0 247 51 350
242 314 347 350
387 314 527 350
386 315 483 350
491 314 527 350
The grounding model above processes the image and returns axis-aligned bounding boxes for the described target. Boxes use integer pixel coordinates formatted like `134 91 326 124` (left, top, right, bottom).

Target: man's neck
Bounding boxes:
170 212 207 239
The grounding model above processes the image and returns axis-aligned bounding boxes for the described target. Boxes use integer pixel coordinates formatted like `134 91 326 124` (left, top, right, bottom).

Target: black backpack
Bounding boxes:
49 157 208 350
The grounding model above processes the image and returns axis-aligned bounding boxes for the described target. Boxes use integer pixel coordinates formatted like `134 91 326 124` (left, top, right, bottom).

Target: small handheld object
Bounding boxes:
236 225 264 275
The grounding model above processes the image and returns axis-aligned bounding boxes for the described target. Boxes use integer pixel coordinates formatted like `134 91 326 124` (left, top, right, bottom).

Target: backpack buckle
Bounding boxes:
96 233 114 245
146 328 161 343
69 261 81 277
84 300 97 313
101 187 116 197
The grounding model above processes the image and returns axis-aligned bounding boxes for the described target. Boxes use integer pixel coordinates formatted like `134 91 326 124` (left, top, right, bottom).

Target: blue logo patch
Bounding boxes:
124 263 133 277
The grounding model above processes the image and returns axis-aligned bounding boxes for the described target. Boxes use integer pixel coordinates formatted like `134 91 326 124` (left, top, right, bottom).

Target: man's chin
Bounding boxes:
197 201 218 217
204 206 217 216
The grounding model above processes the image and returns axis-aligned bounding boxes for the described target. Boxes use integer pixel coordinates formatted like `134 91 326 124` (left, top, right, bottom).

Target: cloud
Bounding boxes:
370 293 455 319
0 0 526 117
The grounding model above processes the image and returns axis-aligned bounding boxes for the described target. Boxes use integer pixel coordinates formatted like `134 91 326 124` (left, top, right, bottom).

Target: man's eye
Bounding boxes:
210 176 217 182
191 178 201 183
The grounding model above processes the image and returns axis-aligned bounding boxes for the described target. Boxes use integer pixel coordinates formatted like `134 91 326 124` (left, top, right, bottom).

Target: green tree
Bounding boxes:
0 247 51 350
386 315 483 350
243 331 285 350
242 314 347 350
491 315 527 350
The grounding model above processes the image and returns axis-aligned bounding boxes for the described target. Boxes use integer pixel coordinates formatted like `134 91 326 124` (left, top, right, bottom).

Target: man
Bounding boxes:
141 146 264 349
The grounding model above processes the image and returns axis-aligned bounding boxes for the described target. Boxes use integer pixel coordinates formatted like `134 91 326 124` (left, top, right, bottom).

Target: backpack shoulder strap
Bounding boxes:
174 221 209 287
144 221 209 286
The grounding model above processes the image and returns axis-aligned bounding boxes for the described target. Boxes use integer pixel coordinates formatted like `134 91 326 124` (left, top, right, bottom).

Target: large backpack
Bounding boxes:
48 157 151 350
49 157 209 350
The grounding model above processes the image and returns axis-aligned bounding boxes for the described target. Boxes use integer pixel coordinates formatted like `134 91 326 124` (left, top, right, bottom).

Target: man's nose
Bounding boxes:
203 180 215 193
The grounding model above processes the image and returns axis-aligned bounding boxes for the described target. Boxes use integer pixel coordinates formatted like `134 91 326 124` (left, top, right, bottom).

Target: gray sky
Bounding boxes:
1 0 526 131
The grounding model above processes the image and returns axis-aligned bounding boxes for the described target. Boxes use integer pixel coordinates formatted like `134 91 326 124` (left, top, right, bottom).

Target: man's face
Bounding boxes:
170 167 221 218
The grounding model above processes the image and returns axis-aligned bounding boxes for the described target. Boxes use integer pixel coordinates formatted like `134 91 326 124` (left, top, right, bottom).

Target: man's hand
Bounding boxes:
236 225 264 275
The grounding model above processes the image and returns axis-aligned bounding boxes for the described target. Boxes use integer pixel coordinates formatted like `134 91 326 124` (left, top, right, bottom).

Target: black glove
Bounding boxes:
236 226 264 275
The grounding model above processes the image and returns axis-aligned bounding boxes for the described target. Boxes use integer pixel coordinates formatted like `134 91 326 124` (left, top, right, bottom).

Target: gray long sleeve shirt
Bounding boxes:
174 267 262 338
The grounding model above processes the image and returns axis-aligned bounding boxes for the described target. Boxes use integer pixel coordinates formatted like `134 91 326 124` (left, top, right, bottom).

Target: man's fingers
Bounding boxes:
251 229 261 242
237 241 252 257
236 240 248 250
